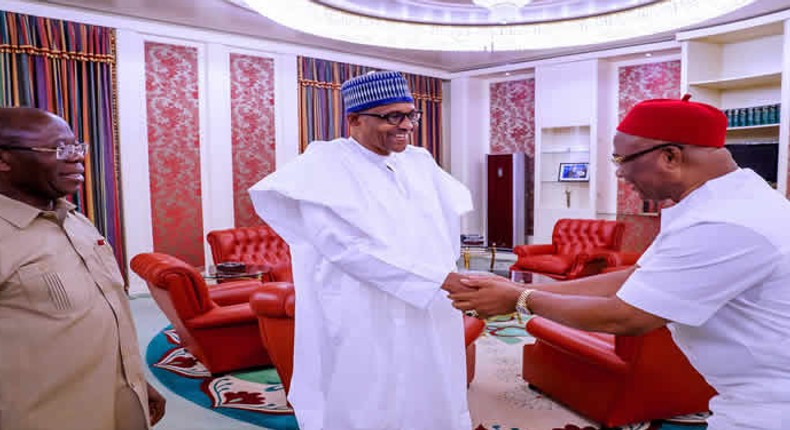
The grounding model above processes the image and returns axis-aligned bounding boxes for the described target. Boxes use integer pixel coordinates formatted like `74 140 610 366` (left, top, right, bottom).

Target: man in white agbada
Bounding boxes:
249 70 474 430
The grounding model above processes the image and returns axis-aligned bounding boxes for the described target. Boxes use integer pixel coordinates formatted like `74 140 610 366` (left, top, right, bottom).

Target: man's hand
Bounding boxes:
447 276 524 318
440 272 477 295
146 382 166 426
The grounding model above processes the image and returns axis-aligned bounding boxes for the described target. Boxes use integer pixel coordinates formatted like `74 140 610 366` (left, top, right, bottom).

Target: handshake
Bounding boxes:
440 272 524 319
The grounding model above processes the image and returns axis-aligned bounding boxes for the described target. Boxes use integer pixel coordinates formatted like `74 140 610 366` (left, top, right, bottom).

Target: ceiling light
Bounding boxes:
236 0 756 52
472 0 532 24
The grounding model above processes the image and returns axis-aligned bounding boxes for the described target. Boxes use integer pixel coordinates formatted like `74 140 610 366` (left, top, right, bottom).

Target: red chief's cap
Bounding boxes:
617 94 727 148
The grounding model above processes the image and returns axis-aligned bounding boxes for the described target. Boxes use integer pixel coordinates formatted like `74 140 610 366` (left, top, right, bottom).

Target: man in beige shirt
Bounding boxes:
0 107 166 429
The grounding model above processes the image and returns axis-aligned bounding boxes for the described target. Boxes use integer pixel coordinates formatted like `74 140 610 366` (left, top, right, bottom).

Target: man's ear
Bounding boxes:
347 113 361 127
663 146 684 169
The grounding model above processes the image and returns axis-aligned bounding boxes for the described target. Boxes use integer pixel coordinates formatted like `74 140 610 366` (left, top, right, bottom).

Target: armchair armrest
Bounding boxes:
186 302 257 329
607 252 642 267
249 282 296 319
513 244 555 257
208 280 265 306
566 249 616 278
527 317 629 373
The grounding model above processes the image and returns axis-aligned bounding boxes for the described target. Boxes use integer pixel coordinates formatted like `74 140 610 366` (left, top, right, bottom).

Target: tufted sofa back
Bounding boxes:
207 225 293 282
552 218 625 255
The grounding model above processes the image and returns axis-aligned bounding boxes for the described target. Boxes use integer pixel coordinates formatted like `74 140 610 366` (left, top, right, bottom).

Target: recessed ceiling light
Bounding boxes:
236 0 756 52
645 52 653 57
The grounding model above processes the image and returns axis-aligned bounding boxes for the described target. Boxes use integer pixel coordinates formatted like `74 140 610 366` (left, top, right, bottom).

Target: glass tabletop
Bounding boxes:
198 264 271 280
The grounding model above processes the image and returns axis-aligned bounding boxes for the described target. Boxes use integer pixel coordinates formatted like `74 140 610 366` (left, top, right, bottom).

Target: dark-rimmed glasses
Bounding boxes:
357 110 422 126
0 142 88 160
611 143 683 166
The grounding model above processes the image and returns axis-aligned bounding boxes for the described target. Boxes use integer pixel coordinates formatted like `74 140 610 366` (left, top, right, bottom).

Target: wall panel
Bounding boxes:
145 42 205 266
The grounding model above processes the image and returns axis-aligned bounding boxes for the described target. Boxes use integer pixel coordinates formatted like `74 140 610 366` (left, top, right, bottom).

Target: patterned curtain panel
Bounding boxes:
0 11 124 270
297 56 444 165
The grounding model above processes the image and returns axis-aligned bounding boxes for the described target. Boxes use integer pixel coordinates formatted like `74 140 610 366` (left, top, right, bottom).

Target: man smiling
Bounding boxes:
447 95 790 430
249 71 473 430
0 107 166 429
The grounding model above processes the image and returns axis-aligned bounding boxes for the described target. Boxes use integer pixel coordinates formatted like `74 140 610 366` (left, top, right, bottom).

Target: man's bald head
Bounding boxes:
0 107 83 210
0 107 65 147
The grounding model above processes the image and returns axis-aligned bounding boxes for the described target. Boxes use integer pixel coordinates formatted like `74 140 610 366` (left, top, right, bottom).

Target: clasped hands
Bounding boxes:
441 272 524 319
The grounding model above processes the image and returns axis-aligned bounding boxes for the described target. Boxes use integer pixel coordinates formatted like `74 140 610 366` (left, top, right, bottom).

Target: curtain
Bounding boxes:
298 56 444 165
0 10 124 269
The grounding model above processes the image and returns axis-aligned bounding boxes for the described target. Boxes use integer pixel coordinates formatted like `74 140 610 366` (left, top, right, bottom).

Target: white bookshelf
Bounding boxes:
539 126 591 210
679 16 788 192
534 60 602 243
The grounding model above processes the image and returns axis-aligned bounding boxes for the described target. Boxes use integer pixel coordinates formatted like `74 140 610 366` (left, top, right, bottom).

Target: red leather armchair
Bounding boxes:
511 219 625 280
131 252 272 374
522 317 715 427
249 282 486 394
249 283 296 394
464 315 486 385
207 225 293 282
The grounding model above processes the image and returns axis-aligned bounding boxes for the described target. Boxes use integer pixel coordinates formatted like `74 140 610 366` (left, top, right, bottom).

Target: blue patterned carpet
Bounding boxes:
147 323 707 430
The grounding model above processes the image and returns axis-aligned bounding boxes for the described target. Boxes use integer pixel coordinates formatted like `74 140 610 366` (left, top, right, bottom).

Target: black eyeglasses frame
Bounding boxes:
356 110 422 126
611 143 683 166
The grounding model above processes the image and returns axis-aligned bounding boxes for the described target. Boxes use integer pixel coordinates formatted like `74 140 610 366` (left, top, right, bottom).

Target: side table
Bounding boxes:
198 264 272 283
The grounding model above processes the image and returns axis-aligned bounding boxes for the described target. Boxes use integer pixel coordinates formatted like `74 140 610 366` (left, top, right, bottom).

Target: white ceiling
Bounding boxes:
37 0 790 72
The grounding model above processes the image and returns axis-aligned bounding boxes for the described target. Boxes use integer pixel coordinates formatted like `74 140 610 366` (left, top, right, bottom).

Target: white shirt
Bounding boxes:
249 137 473 430
618 169 790 430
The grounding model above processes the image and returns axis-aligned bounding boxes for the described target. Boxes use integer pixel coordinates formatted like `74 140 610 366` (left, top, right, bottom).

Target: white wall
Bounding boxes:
449 77 489 235
3 0 449 294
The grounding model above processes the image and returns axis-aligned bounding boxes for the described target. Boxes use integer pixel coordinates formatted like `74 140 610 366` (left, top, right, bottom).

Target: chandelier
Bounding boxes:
472 0 533 24
234 0 756 52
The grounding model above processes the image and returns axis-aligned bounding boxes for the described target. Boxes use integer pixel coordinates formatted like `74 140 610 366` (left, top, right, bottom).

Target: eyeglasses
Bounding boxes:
0 142 89 160
611 143 683 166
357 110 422 126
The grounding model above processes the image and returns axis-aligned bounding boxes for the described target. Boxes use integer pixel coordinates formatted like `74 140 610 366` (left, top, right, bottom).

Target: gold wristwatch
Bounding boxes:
516 288 535 317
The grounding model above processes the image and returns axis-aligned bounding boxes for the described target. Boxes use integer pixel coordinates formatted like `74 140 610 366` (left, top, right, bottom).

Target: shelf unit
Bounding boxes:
533 59 604 243
538 126 592 210
679 17 788 191
727 124 780 131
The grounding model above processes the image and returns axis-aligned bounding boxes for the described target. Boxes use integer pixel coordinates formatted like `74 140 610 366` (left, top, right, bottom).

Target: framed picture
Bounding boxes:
558 162 589 182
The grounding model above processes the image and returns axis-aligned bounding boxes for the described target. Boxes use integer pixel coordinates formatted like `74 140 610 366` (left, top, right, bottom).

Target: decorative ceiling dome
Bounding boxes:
226 0 756 51
471 0 533 24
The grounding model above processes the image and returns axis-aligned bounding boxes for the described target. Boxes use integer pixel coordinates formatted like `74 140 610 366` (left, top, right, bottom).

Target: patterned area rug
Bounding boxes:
145 328 298 429
146 318 709 430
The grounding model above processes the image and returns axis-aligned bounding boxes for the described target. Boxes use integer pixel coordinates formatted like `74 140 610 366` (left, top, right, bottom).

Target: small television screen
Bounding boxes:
725 144 778 184
558 162 589 182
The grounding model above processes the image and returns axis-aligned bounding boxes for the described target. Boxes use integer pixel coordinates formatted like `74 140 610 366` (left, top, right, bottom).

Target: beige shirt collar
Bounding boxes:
0 193 76 228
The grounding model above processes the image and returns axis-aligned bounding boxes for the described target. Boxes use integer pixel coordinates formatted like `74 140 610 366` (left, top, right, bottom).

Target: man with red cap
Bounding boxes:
446 95 790 429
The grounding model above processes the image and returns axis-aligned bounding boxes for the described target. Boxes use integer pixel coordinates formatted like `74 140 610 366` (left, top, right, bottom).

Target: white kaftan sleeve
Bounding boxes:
617 222 781 326
296 200 449 309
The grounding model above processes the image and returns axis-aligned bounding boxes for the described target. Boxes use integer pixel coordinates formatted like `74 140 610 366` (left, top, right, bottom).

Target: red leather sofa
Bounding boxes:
511 218 625 280
249 282 486 394
207 225 293 283
522 317 715 427
131 252 272 374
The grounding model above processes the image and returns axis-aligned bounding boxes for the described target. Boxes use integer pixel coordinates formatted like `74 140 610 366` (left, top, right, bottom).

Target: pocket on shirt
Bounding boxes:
94 242 126 289
17 263 92 315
